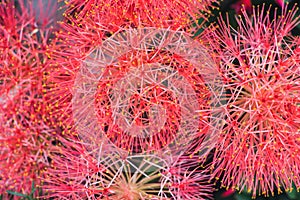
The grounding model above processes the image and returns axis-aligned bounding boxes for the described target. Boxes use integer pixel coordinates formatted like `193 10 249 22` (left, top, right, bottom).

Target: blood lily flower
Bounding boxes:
44 1 221 198
45 26 220 199
46 16 222 156
205 4 300 197
0 0 61 196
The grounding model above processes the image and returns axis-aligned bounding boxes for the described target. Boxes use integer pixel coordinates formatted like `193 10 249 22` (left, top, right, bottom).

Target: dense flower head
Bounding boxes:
0 0 61 196
44 27 221 200
205 4 300 197
46 26 221 154
43 5 220 198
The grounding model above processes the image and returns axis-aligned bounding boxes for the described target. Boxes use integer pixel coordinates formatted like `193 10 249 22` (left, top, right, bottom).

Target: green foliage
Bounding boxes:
6 181 36 200
286 184 300 200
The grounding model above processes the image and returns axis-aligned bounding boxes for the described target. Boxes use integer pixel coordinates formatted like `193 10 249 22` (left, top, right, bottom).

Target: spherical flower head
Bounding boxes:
205 4 300 197
44 26 220 199
47 26 221 155
0 0 62 196
45 0 222 146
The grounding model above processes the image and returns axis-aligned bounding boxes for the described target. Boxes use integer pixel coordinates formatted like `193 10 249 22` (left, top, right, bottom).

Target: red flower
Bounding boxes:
205 4 300 197
0 0 61 196
43 2 220 198
46 27 221 155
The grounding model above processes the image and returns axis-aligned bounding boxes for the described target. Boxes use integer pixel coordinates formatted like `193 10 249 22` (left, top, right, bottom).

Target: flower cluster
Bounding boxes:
0 0 60 196
205 4 300 197
1 0 300 199
44 15 219 200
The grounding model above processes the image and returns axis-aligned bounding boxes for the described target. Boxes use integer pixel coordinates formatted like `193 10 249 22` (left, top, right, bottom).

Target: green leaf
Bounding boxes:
6 190 27 197
26 196 34 200
286 190 297 199
30 181 36 196
38 186 43 196
286 183 299 200
31 181 34 191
